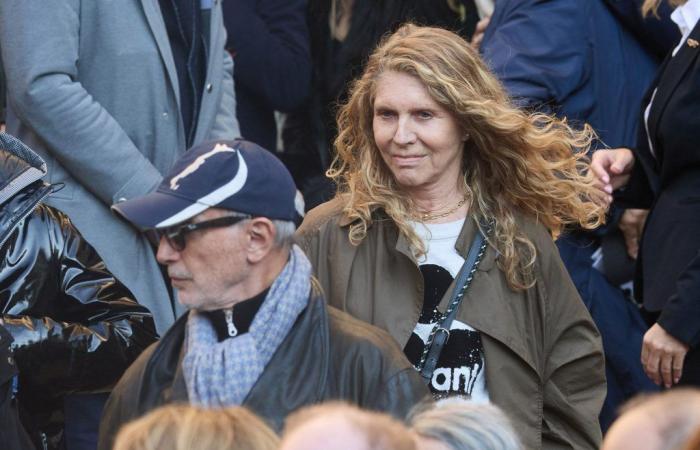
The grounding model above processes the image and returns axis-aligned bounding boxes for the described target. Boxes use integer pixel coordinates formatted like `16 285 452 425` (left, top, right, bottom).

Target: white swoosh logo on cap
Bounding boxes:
170 143 236 190
155 150 248 227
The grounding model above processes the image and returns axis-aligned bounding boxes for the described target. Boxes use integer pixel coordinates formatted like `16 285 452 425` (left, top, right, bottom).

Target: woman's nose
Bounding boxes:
393 117 417 145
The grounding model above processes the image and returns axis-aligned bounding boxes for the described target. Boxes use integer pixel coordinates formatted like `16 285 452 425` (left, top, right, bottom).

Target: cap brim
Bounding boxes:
112 191 208 229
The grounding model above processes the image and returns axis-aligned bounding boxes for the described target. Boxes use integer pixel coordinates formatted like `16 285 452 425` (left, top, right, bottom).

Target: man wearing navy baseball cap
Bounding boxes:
98 139 427 450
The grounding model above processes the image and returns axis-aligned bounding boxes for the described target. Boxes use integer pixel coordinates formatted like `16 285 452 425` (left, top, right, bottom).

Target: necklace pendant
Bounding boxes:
415 194 468 223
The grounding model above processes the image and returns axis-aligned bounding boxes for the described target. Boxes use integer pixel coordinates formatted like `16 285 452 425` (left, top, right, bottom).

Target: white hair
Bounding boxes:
410 399 521 450
271 219 296 249
220 210 295 249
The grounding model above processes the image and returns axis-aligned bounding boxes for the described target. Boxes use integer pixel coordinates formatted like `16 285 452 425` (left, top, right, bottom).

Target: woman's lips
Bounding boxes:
391 154 426 166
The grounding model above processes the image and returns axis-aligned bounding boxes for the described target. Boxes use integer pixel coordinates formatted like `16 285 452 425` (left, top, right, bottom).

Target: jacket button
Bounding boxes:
117 197 127 203
206 83 213 93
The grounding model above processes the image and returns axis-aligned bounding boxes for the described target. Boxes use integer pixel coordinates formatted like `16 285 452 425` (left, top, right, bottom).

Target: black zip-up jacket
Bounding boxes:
0 133 158 449
98 293 429 450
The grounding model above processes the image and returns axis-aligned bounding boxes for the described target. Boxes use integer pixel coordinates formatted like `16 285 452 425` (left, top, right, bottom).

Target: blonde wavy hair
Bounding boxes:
113 404 279 450
328 24 606 290
642 0 686 17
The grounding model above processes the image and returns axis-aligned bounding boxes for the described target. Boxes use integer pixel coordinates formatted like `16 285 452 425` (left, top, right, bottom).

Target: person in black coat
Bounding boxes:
0 132 158 450
478 0 666 430
602 0 680 60
223 0 311 153
592 0 700 389
0 327 34 450
282 0 480 210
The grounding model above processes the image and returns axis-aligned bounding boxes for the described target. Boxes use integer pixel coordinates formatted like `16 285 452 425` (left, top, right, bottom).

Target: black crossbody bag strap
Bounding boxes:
419 227 488 383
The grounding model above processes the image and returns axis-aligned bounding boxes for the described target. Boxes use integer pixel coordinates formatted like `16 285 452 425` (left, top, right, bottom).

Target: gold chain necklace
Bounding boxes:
414 194 469 222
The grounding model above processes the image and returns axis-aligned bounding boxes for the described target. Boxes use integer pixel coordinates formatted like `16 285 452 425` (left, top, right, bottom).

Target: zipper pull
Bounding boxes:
224 309 238 337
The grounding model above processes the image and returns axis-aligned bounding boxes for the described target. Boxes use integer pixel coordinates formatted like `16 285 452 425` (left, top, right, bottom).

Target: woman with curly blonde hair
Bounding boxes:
296 24 606 449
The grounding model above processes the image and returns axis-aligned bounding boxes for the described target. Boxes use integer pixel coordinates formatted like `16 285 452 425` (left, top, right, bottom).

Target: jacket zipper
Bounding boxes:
225 309 238 337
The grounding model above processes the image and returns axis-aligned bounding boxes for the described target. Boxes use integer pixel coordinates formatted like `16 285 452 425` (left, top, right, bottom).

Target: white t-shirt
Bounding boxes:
403 219 489 403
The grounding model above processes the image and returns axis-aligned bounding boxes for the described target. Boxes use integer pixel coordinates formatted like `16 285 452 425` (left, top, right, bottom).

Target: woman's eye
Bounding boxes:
418 111 433 119
376 110 395 119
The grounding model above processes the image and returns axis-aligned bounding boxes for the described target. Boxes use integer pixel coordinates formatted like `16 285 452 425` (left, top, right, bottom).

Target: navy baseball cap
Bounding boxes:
113 139 304 229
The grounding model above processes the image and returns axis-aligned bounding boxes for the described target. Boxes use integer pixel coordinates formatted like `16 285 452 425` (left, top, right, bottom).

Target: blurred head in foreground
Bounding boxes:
409 399 521 450
280 402 415 450
112 404 279 450
602 389 700 450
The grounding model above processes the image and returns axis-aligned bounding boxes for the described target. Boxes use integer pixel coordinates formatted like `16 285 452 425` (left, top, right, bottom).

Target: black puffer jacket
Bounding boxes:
0 133 158 449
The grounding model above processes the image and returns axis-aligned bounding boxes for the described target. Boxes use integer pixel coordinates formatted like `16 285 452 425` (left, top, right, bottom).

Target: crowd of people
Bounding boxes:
0 0 699 449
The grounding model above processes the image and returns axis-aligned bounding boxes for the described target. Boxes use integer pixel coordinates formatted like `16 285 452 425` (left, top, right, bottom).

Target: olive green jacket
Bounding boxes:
296 198 606 450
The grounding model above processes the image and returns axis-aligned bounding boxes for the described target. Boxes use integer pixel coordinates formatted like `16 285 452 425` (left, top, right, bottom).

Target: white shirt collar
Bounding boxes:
671 0 700 37
474 0 494 19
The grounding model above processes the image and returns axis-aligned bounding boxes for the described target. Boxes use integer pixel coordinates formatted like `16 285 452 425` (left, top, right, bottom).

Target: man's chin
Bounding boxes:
175 291 200 310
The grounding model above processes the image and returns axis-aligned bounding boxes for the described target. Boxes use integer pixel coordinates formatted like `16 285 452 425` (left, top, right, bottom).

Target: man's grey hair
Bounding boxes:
224 211 295 249
409 398 521 450
271 219 296 248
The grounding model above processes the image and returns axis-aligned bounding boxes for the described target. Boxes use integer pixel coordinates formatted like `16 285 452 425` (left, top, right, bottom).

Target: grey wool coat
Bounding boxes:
0 0 241 333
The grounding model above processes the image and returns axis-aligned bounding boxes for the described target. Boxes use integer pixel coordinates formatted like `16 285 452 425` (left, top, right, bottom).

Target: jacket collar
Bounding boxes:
0 133 47 207
0 133 53 247
671 0 700 39
648 19 700 146
139 0 181 109
137 292 329 427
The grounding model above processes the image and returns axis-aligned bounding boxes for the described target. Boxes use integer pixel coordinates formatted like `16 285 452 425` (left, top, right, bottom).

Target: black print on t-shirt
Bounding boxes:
404 264 485 399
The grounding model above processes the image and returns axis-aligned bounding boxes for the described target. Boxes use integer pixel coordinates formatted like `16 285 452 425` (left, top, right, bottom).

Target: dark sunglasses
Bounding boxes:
146 215 252 251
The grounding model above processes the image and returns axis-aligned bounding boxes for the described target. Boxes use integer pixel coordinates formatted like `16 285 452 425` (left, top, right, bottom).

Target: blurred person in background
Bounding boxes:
113 405 279 450
684 427 700 450
0 131 157 450
222 0 311 153
1 321 33 450
0 53 5 132
283 0 480 210
477 0 677 429
280 402 416 450
603 0 680 59
0 0 241 336
0 2 241 443
592 0 700 390
410 399 521 450
297 24 607 449
602 389 700 450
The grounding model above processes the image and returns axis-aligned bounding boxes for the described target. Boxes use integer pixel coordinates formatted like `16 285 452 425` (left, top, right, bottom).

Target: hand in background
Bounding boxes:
618 209 648 260
471 16 490 50
590 148 635 205
641 323 689 388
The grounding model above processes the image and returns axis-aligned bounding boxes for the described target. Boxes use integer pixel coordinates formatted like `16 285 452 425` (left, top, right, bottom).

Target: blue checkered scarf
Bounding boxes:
182 245 311 407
